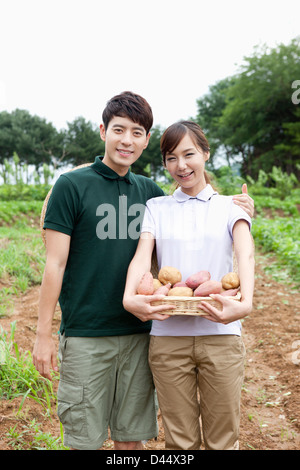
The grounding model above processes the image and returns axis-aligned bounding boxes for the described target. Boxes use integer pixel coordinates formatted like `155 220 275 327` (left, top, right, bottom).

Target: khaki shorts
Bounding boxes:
57 333 158 450
149 335 246 450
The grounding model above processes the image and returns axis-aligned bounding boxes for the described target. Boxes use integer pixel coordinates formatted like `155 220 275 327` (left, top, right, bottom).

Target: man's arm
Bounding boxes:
33 229 70 380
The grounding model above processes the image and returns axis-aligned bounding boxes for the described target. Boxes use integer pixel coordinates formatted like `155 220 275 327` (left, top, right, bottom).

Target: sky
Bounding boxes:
0 0 299 131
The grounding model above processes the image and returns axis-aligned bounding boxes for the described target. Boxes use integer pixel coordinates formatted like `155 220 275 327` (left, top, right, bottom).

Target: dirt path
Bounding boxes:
0 254 299 450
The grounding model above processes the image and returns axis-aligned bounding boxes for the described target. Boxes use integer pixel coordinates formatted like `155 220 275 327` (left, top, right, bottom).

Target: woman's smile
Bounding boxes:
177 171 194 180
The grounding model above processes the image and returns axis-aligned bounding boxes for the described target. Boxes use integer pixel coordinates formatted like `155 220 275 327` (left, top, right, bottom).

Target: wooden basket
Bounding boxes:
151 293 241 316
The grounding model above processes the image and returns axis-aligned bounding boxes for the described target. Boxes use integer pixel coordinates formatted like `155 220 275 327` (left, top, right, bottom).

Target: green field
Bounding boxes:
0 168 299 449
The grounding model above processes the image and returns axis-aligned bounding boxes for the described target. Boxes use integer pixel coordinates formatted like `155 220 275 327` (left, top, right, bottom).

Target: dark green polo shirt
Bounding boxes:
44 156 164 337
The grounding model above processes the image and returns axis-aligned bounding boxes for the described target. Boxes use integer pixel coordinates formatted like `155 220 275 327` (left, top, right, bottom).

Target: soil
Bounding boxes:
0 254 299 451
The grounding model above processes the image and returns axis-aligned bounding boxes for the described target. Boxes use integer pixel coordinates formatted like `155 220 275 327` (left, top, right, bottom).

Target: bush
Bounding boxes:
0 184 51 201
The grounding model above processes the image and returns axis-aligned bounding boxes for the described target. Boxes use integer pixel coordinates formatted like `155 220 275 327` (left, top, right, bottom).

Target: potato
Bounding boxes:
158 266 182 286
185 270 211 289
221 272 240 290
137 272 154 295
154 283 171 295
168 286 194 297
153 279 162 291
194 280 222 297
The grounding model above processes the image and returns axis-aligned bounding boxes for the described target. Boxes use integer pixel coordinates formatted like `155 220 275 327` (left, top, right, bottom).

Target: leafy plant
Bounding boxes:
6 420 68 450
252 216 300 286
0 322 57 412
0 184 50 201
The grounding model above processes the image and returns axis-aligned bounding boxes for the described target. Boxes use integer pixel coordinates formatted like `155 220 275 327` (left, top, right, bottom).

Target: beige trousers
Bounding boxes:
149 335 246 450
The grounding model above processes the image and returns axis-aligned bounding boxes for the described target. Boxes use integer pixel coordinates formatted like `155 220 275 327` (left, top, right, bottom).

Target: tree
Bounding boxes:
63 117 105 167
0 111 14 164
195 77 237 168
273 107 300 174
131 126 165 179
0 109 63 169
195 37 300 178
0 111 106 176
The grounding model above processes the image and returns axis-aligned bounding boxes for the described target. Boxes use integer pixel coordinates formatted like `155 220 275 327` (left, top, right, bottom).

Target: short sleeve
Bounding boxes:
228 199 252 238
141 200 156 237
44 175 80 236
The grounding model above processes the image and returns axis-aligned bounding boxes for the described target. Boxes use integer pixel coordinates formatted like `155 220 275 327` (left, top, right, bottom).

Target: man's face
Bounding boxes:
100 116 150 175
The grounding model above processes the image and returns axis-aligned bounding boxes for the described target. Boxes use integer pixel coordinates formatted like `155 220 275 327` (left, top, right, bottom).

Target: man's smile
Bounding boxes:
117 149 134 157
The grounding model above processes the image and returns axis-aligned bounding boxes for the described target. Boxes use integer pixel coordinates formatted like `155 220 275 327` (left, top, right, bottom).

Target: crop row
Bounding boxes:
252 215 300 286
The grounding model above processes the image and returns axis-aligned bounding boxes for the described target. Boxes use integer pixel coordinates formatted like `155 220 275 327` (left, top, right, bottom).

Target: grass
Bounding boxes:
252 216 300 287
253 195 300 218
0 205 45 317
6 420 68 450
0 200 44 225
0 322 56 407
0 322 67 450
0 228 44 282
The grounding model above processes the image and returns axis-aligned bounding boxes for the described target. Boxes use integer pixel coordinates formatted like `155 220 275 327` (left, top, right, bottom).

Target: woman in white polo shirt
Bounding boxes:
123 121 255 450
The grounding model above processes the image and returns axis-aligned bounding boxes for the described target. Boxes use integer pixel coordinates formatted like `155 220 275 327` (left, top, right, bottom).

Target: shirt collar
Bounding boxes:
91 156 134 184
173 184 218 202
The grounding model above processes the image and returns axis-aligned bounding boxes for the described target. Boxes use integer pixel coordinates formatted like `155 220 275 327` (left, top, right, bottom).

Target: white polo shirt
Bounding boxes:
141 184 251 336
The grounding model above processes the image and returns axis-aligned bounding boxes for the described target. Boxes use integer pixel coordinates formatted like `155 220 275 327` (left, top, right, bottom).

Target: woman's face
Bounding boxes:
164 133 209 196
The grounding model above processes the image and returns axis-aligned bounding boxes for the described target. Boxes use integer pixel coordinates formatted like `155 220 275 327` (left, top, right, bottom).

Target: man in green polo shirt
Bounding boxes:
33 92 177 450
33 91 254 450
43 155 167 337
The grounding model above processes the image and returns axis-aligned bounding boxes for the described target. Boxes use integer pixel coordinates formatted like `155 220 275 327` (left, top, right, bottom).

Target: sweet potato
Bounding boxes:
158 266 182 286
137 272 154 295
154 283 171 295
168 286 194 297
185 270 211 289
220 288 239 297
221 272 240 290
173 281 189 288
194 280 222 297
